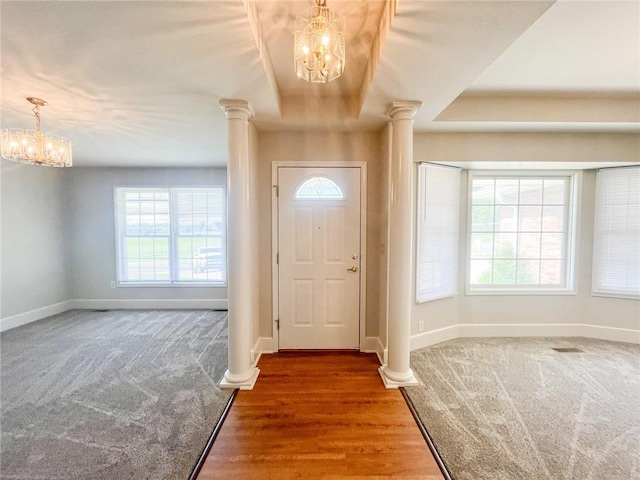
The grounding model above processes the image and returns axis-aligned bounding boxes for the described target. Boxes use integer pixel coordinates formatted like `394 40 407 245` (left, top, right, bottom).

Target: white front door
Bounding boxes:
277 166 362 349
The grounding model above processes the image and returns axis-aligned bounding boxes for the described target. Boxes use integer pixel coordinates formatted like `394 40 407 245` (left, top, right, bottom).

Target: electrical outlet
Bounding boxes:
418 320 424 332
110 281 116 289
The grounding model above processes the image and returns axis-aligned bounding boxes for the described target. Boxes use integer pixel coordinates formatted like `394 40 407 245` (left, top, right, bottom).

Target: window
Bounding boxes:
115 187 226 285
467 172 578 293
592 166 640 298
295 177 343 199
416 164 460 302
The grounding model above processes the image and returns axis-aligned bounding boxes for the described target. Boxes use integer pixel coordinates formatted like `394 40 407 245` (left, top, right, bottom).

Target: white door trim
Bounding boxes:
271 161 367 351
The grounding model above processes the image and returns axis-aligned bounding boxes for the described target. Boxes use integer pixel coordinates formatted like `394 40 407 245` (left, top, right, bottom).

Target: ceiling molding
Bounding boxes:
437 93 640 124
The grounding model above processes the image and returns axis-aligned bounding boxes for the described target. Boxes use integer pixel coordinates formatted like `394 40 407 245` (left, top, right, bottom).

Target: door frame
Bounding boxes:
271 161 367 351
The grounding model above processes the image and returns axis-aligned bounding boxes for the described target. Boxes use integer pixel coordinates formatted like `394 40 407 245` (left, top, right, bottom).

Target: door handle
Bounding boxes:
347 266 358 272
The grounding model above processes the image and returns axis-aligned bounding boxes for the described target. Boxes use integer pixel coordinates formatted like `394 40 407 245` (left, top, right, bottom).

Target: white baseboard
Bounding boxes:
71 299 228 310
259 336 277 354
5 304 637 349
364 336 387 365
250 337 261 366
458 323 578 338
410 322 640 350
0 301 74 332
1 298 228 332
410 325 460 350
581 324 640 344
250 337 277 366
250 336 277 366
457 323 640 344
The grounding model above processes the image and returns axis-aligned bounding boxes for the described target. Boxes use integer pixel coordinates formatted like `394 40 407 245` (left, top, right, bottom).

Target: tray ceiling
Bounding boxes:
1 0 638 166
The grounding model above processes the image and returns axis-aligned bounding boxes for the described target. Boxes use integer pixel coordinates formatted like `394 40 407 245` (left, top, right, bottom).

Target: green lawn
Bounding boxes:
124 236 222 259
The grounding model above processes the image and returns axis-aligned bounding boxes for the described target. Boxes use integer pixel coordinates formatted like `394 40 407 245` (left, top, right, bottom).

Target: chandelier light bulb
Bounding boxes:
293 0 345 83
0 97 72 167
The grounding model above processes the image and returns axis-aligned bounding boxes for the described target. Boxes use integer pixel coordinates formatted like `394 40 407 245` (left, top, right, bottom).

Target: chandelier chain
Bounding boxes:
293 0 345 83
33 105 41 131
0 97 73 167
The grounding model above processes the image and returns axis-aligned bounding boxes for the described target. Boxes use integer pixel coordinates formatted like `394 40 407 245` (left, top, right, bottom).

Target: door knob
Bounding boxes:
347 266 358 272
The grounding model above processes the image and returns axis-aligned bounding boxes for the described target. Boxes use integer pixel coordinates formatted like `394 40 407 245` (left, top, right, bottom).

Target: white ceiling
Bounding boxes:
1 0 638 167
468 0 640 93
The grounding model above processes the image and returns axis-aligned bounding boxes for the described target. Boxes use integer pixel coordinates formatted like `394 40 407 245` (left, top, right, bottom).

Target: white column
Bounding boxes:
379 100 422 388
219 99 259 390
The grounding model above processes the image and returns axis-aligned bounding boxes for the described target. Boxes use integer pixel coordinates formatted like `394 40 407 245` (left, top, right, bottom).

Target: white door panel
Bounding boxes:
277 167 361 349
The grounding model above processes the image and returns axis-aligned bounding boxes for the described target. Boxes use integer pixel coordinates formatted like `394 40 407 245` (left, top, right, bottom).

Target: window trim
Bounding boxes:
114 185 227 287
465 170 580 296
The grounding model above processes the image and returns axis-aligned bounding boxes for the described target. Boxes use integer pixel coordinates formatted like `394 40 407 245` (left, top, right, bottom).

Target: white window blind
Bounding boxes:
416 163 460 302
592 166 640 298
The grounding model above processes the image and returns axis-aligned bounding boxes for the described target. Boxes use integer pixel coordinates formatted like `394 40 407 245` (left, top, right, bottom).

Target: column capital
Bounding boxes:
386 100 422 121
219 99 253 120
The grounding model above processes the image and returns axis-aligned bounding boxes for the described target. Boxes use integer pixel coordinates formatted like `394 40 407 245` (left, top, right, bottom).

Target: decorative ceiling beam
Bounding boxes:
243 0 282 116
356 0 398 117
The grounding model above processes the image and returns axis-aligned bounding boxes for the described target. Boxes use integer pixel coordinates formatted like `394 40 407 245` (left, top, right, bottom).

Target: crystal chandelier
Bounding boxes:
294 0 345 83
1 97 72 167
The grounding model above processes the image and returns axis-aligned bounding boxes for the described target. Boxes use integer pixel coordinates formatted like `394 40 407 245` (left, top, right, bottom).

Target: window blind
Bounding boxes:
592 166 640 298
416 163 460 302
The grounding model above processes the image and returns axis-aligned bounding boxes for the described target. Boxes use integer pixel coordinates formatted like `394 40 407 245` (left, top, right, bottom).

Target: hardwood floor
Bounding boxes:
196 351 444 479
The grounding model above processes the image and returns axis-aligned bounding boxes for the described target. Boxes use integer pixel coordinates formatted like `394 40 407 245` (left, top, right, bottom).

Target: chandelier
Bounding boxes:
1 97 72 167
294 0 345 83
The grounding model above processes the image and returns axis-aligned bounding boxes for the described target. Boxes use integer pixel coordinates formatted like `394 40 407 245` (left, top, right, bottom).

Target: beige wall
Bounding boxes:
257 129 639 351
456 170 638 330
3 128 637 343
1 165 228 327
414 132 640 164
411 132 640 341
68 167 228 304
256 130 384 342
1 161 71 319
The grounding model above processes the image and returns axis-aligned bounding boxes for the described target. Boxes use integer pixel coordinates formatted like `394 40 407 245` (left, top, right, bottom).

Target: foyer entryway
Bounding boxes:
275 166 363 349
196 352 445 479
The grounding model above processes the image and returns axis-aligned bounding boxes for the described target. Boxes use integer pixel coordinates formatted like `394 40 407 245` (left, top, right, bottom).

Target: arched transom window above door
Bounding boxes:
295 177 344 199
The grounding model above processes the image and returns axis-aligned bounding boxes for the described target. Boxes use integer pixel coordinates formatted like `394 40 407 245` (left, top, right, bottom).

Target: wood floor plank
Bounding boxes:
196 352 444 480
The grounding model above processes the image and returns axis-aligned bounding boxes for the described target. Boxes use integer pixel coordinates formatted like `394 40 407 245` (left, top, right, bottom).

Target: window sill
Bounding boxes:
591 291 640 301
117 282 227 288
466 287 577 296
416 292 458 304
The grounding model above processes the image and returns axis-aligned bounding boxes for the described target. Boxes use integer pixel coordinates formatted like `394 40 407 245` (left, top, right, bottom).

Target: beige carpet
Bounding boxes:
405 337 640 480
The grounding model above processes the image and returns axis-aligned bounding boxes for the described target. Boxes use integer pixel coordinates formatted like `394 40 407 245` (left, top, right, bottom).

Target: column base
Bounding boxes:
378 365 419 389
219 367 260 390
